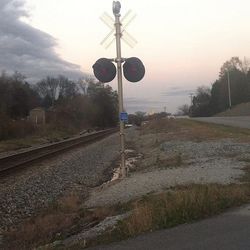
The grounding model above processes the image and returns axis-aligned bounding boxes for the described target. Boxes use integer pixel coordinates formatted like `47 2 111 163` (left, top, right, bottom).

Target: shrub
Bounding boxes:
0 113 35 140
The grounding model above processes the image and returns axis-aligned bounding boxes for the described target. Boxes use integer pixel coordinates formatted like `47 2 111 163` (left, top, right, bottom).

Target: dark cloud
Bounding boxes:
0 0 84 81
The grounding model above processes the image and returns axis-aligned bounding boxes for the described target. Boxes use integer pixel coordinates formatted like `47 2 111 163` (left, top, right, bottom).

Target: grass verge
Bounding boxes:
8 184 248 250
2 193 120 250
0 125 76 153
86 184 250 248
239 165 250 183
141 118 250 142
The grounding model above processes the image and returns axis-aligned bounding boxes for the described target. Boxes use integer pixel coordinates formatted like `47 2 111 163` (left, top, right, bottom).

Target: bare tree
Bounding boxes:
58 75 77 99
177 104 190 115
219 57 247 77
36 76 60 106
241 57 250 74
77 75 96 95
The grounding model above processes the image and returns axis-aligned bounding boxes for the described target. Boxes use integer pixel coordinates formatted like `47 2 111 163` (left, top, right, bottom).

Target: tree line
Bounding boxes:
0 71 118 140
179 57 250 117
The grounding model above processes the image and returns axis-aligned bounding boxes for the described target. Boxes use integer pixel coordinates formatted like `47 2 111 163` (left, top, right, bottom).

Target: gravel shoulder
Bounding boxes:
85 119 250 208
85 161 244 207
85 139 247 207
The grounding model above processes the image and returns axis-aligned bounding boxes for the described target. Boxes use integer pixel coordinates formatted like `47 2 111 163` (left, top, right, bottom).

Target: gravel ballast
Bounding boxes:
0 132 121 231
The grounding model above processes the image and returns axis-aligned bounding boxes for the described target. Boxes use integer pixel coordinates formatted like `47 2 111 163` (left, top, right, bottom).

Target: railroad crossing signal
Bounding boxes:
93 57 145 83
92 1 145 178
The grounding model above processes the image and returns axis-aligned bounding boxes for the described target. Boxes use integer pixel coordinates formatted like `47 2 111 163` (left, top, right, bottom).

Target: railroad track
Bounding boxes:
0 128 118 174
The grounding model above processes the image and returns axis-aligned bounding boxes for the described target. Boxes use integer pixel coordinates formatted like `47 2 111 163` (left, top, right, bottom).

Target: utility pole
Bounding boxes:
189 93 194 106
227 70 232 109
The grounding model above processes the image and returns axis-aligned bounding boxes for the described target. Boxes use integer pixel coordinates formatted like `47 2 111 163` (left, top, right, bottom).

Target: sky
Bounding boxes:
1 0 250 113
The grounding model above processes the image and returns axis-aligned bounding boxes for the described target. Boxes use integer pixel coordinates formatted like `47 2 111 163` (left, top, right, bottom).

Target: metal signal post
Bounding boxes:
93 1 145 178
113 1 126 178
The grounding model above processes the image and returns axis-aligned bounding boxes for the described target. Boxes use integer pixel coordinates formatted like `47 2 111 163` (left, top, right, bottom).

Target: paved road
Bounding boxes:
192 116 250 129
89 204 250 250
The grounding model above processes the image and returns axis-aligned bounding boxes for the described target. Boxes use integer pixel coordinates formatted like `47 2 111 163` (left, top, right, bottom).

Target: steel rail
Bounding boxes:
0 128 118 173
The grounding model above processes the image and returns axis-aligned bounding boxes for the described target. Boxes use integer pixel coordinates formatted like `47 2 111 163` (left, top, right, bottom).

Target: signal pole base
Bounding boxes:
120 167 127 179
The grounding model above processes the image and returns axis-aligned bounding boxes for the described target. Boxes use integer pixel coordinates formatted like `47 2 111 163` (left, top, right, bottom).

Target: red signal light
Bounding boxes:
92 58 116 83
123 57 145 82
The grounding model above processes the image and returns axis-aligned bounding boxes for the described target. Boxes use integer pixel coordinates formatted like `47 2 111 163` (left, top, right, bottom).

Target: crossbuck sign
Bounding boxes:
100 10 137 49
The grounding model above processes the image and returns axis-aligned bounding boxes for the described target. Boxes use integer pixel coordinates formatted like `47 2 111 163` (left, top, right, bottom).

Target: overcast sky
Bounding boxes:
1 0 250 113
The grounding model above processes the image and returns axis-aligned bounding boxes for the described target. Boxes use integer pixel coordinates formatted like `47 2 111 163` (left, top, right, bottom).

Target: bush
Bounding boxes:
0 114 35 140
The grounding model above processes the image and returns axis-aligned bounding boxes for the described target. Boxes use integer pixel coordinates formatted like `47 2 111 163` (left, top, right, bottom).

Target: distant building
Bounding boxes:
29 107 46 125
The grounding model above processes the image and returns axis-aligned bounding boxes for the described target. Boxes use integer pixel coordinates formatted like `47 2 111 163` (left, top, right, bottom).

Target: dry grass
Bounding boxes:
120 184 250 236
0 124 75 153
141 118 250 142
238 165 250 183
123 202 153 234
0 119 35 141
57 193 81 212
94 184 250 245
141 119 182 135
215 102 250 117
3 194 80 249
155 152 183 169
7 213 75 248
3 193 118 250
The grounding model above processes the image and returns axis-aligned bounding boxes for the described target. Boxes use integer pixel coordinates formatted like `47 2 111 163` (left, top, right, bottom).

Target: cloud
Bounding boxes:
124 97 167 114
161 88 195 97
0 0 84 81
124 97 166 105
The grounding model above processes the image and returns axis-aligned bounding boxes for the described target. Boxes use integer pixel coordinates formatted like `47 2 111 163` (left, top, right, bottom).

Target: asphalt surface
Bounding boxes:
89 204 250 250
192 116 250 129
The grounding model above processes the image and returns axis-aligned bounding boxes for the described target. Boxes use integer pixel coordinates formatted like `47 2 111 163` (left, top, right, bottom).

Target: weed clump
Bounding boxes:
114 184 250 237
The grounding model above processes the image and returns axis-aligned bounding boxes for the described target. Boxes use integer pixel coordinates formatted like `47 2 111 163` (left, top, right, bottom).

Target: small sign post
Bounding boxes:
120 112 128 122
